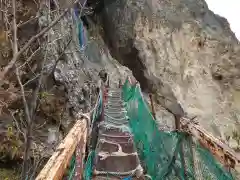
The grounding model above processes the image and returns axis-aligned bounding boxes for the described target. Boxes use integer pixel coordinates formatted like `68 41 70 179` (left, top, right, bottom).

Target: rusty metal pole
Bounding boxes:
189 136 197 180
149 94 156 119
175 115 181 130
119 79 122 88
175 116 187 180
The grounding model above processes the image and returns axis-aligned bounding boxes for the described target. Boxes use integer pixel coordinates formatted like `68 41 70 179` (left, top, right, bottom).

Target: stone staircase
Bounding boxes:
92 88 143 179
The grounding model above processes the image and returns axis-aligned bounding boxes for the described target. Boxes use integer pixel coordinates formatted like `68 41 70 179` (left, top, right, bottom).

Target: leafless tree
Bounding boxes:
1 0 81 179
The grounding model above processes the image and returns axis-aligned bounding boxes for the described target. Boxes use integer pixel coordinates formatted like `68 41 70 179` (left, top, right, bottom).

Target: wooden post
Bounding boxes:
149 94 156 119
36 118 87 180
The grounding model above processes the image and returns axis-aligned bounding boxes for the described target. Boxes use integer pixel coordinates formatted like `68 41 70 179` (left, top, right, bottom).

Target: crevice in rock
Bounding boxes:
99 27 149 91
116 47 149 91
94 8 185 119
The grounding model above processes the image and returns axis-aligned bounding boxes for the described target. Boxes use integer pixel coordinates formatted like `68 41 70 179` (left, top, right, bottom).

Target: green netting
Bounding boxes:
91 89 103 123
122 79 235 180
83 151 96 180
67 155 76 180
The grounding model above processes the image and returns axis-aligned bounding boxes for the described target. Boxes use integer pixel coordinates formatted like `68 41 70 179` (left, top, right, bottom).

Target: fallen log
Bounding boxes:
36 117 88 180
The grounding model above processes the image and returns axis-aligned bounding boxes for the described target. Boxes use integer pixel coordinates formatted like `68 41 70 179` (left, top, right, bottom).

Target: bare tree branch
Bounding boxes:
11 0 34 178
0 0 79 80
16 67 33 180
51 37 72 74
17 16 38 29
12 0 17 54
18 47 41 69
2 0 84 178
9 109 25 139
12 0 31 126
29 44 48 119
23 74 40 87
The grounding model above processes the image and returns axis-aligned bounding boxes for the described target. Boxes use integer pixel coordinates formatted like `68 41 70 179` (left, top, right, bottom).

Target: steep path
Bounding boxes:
92 88 143 179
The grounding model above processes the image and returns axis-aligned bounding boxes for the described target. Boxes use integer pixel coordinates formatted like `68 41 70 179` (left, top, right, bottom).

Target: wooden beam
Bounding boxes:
181 117 240 169
36 118 88 180
74 120 88 180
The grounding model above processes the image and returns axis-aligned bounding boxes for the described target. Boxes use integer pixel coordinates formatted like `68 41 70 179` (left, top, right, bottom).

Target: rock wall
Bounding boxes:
39 5 133 155
100 0 240 140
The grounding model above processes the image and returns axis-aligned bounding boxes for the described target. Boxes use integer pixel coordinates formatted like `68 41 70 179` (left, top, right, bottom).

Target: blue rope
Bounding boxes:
74 7 79 17
78 20 85 49
123 177 132 180
72 7 86 50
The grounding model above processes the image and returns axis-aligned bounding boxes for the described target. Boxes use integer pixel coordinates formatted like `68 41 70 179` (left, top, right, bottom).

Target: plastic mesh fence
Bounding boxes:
122 78 235 180
83 150 96 180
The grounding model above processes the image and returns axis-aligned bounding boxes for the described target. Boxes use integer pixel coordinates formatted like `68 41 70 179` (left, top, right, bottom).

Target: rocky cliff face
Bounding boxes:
99 0 240 142
0 0 133 167
34 3 133 157
2 0 240 176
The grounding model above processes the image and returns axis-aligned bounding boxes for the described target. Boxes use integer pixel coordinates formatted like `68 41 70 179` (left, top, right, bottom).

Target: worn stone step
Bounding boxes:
108 94 122 96
92 175 145 180
93 173 146 180
99 125 130 133
104 115 127 120
104 116 128 121
105 110 127 114
106 105 124 109
98 140 136 154
99 134 133 144
104 119 128 124
95 154 139 173
104 116 128 122
103 121 129 126
98 141 119 154
92 88 143 180
105 108 126 112
106 104 124 108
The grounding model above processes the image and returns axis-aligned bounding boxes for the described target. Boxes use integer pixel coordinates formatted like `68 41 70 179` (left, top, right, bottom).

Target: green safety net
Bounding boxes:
67 77 236 180
67 155 76 180
91 88 103 124
82 89 102 180
83 150 96 180
122 79 235 180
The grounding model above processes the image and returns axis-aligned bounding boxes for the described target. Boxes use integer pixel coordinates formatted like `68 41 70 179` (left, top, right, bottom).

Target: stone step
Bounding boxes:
92 175 141 180
92 88 143 180
99 127 131 136
99 134 133 143
104 116 127 121
98 140 136 154
104 114 127 119
95 154 139 173
105 108 126 112
103 121 129 126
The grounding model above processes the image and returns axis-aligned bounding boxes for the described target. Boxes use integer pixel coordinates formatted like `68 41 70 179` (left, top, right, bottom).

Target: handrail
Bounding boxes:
181 117 240 169
36 117 88 180
36 81 105 180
